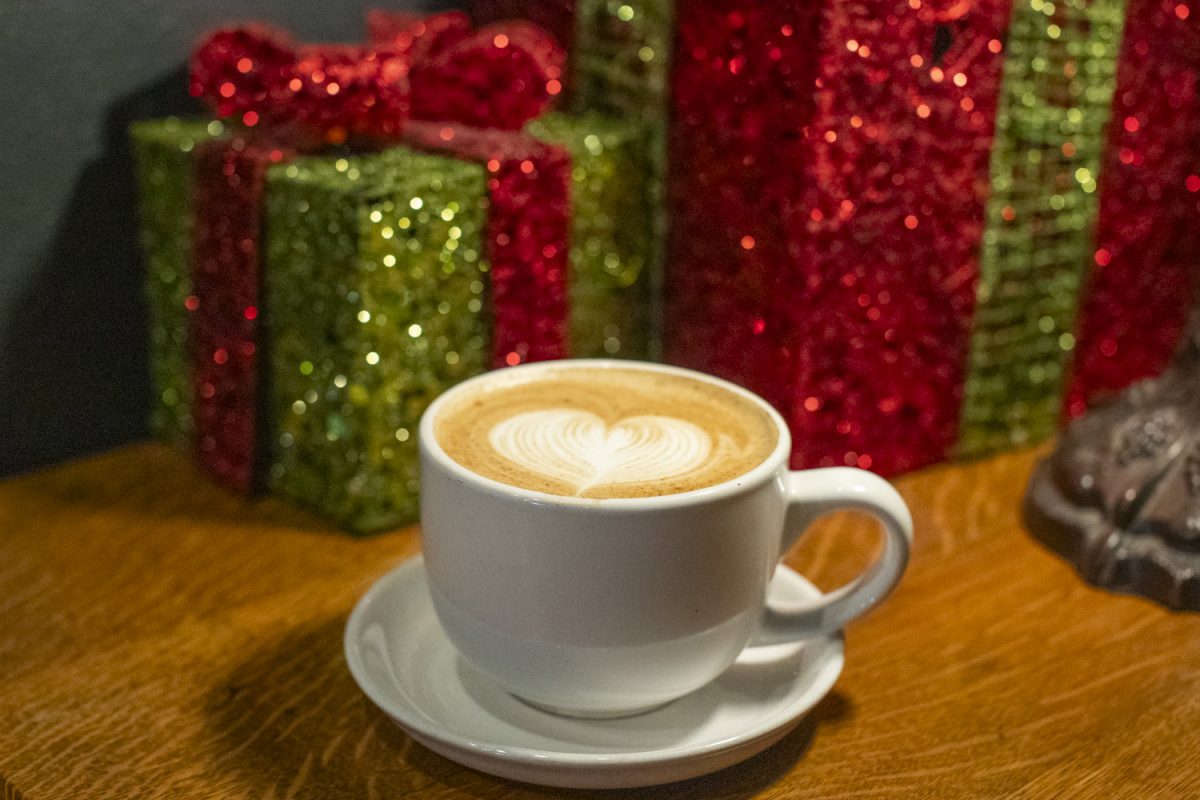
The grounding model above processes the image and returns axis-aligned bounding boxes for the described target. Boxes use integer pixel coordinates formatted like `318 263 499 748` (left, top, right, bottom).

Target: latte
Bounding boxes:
433 365 778 498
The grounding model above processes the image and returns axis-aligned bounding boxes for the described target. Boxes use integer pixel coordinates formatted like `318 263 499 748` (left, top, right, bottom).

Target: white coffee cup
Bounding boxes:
418 359 912 718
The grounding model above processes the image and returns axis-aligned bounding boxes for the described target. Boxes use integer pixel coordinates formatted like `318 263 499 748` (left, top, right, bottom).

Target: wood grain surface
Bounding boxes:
2 442 1198 799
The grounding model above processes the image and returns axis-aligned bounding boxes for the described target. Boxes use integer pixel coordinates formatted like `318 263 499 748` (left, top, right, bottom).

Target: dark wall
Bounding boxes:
0 0 449 476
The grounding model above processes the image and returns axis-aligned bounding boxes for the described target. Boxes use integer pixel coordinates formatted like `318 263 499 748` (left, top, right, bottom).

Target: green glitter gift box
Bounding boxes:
131 113 655 531
265 150 489 533
265 113 654 532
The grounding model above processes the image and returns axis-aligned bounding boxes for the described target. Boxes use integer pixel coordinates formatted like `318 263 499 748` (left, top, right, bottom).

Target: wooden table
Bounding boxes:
2 443 1198 799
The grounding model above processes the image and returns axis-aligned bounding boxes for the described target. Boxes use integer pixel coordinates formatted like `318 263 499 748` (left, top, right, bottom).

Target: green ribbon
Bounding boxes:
958 0 1127 457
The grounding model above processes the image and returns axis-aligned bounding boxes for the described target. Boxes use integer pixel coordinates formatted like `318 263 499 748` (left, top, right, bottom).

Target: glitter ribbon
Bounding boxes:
188 12 565 145
957 0 1127 457
471 0 577 99
190 137 293 491
790 0 1011 475
665 1 824 416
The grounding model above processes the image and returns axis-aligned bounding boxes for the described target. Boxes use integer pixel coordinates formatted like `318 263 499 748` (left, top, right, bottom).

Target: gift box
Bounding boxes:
130 12 656 530
138 13 568 497
660 0 1198 474
133 0 1200 520
667 0 1012 474
131 121 651 526
263 112 653 531
130 117 225 447
265 149 488 532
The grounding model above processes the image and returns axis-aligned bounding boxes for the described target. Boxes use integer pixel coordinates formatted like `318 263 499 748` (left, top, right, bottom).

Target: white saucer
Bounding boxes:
344 556 844 789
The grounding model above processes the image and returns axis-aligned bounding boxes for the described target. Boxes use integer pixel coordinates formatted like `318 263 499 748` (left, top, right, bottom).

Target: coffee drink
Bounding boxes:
419 359 912 718
433 365 778 499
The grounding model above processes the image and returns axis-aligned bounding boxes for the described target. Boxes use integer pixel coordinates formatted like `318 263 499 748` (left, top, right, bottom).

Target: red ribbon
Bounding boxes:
189 11 566 144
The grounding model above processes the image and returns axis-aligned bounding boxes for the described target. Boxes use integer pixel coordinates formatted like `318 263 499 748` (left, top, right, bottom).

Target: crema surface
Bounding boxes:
434 367 778 498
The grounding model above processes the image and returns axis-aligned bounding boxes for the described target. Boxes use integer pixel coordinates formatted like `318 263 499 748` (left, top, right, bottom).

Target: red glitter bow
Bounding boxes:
189 11 566 144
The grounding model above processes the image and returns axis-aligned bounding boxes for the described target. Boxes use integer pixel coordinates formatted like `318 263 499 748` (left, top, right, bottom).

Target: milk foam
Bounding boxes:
489 409 713 496
434 365 778 499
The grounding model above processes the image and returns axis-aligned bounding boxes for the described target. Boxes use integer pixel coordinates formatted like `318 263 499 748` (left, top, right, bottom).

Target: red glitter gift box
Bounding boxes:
661 0 1199 474
665 0 1011 476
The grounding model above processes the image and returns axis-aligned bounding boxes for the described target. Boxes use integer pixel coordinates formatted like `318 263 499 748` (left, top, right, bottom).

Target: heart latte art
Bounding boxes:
490 410 714 496
433 366 779 499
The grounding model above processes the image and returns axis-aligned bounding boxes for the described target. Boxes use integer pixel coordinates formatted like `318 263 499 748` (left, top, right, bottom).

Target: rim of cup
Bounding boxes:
418 359 794 510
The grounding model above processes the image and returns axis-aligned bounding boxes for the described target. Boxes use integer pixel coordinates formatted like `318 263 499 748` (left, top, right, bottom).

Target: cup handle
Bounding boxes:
753 467 913 645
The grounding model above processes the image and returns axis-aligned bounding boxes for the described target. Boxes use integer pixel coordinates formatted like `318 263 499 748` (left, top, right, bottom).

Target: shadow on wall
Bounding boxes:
0 67 198 477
